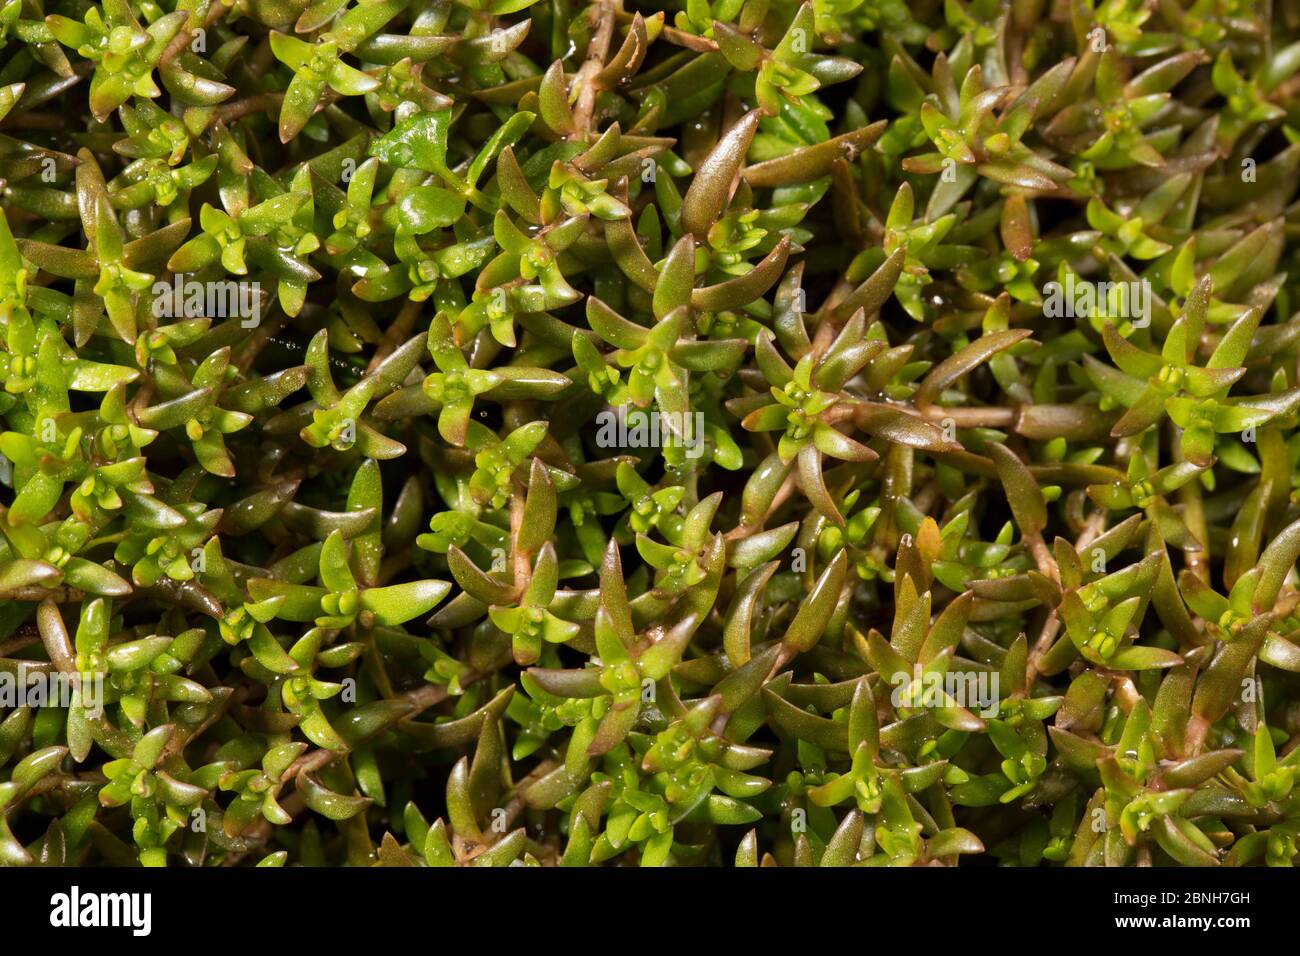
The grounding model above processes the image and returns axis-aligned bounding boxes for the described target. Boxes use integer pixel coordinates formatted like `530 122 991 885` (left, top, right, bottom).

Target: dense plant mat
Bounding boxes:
1 0 1300 869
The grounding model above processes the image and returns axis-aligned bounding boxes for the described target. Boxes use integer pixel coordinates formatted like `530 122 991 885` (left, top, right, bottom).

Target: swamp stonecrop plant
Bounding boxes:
2 0 1300 869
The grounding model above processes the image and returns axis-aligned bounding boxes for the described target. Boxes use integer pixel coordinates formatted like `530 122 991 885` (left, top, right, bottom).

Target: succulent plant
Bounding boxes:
1 0 1300 873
